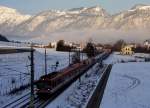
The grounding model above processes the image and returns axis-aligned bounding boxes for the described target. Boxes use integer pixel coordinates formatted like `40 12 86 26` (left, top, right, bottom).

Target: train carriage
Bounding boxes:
35 51 111 97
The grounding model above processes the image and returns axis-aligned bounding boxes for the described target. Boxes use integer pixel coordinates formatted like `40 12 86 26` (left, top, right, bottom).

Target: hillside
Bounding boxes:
0 34 9 42
0 5 150 43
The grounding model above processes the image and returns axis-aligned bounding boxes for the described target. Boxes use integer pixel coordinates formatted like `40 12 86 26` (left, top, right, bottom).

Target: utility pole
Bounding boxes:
79 48 81 62
30 45 34 108
78 48 81 83
45 47 47 75
81 50 83 61
81 42 84 61
69 48 71 65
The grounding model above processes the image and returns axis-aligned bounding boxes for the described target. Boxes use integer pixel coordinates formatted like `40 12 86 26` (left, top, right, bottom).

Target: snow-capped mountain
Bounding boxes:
9 5 109 37
0 6 31 35
110 4 150 30
0 5 150 42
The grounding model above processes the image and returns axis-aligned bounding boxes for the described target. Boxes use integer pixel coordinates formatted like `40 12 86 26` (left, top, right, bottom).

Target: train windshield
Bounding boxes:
36 82 50 89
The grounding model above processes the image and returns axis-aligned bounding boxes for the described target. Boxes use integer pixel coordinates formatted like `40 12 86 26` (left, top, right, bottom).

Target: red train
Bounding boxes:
35 52 110 97
35 58 94 97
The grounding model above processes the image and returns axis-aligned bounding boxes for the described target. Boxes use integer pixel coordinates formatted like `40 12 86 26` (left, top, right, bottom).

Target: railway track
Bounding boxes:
2 92 40 108
2 92 31 108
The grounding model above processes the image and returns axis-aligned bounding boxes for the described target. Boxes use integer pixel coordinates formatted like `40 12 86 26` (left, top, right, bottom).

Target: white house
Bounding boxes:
144 40 150 49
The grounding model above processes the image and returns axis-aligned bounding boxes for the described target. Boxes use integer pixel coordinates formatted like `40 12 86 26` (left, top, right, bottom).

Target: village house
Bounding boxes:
121 45 134 55
144 40 150 50
95 44 103 52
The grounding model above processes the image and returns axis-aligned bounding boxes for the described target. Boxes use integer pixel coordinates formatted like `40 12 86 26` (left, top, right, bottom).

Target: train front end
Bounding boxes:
35 78 53 97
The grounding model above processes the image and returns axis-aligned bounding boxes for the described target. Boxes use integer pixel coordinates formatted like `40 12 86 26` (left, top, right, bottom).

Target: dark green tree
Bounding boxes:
46 42 54 48
56 40 65 51
83 42 96 58
113 39 126 51
56 40 73 51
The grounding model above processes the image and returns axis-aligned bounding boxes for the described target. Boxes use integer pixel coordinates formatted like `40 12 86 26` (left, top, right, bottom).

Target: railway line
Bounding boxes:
2 92 31 108
2 52 111 108
2 92 42 108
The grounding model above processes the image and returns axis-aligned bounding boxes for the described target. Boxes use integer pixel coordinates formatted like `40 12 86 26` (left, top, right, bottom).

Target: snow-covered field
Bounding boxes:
104 52 149 64
1 49 149 107
0 41 30 48
0 48 72 106
101 52 150 108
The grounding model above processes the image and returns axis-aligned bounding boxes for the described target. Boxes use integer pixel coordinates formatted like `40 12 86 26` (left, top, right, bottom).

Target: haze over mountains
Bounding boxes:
0 4 150 43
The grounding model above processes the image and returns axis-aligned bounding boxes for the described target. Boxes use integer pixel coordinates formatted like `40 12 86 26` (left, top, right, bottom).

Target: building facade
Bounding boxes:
144 40 150 50
121 45 134 55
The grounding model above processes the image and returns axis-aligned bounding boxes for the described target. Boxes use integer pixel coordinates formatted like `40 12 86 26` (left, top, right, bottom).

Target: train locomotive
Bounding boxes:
35 52 110 97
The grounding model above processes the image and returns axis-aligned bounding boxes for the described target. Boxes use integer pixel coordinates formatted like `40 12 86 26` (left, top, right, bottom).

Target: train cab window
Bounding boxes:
36 81 52 89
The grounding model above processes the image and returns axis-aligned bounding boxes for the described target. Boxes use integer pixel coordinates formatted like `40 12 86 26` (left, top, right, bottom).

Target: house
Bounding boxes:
144 40 150 50
121 45 134 55
95 44 103 52
67 42 86 50
51 42 57 48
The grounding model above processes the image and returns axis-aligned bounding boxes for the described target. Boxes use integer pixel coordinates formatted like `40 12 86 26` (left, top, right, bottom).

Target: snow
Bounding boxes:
46 63 105 108
0 48 72 106
0 6 30 26
101 52 150 108
94 6 102 12
129 5 150 11
0 41 30 48
1 48 149 107
0 46 87 106
104 52 147 64
1 5 150 43
139 6 150 10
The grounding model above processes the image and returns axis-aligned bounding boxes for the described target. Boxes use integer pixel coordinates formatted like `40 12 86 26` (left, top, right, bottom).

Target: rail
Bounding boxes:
2 92 31 108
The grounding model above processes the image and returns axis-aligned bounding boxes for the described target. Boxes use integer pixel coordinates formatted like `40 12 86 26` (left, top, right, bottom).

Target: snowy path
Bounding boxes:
121 75 141 90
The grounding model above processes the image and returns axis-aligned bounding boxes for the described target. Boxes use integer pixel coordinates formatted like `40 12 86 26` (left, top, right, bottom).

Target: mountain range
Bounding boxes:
0 4 150 43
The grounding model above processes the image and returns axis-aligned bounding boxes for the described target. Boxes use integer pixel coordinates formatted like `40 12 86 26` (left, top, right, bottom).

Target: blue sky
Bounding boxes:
0 0 150 14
